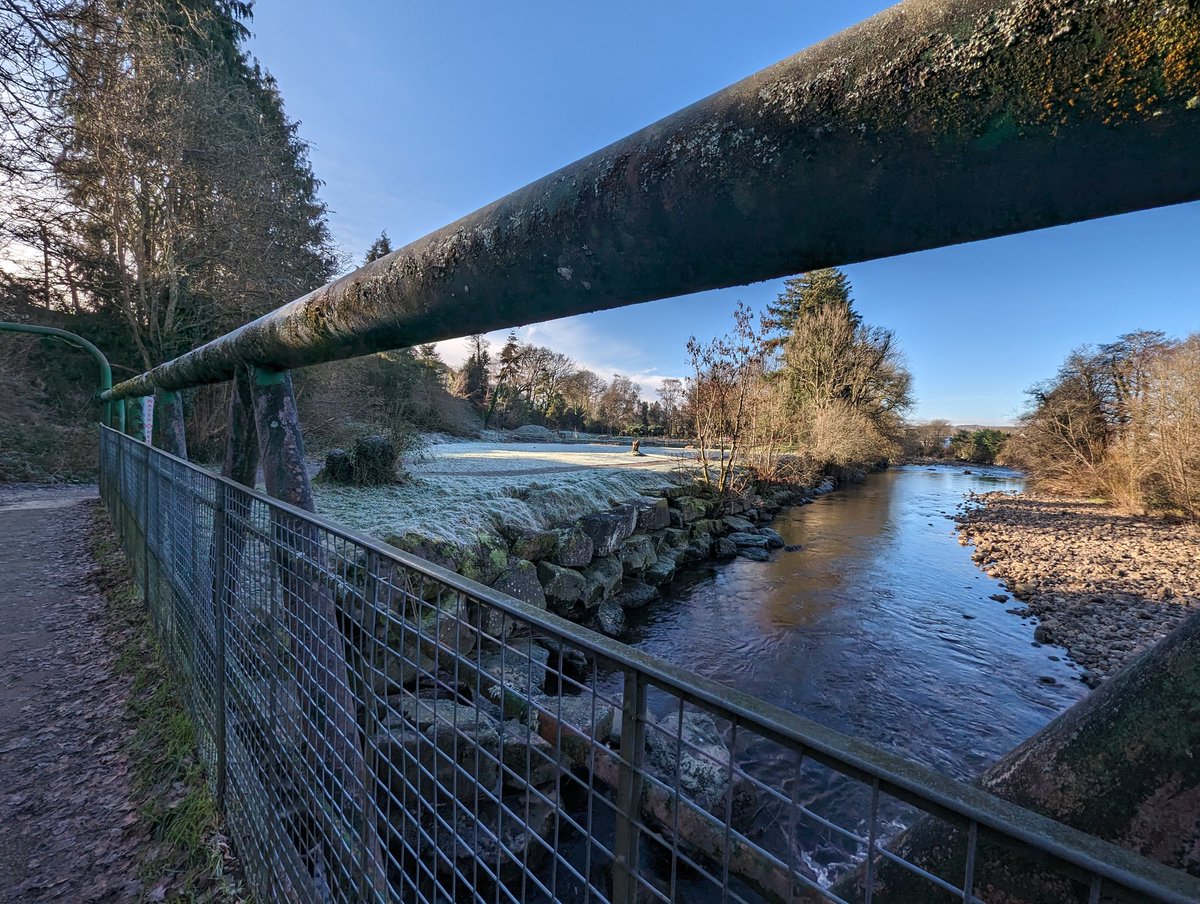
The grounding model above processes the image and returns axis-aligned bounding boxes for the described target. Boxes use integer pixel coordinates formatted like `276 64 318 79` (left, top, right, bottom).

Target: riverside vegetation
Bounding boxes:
952 330 1200 688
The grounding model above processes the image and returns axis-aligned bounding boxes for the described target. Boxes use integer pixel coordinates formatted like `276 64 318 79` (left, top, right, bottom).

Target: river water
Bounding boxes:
598 463 1088 887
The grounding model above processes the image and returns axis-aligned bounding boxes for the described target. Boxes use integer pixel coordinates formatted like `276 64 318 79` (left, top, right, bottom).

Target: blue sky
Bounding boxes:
248 1 1198 425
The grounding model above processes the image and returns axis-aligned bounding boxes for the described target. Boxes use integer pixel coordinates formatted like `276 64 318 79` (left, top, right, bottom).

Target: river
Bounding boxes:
596 463 1088 887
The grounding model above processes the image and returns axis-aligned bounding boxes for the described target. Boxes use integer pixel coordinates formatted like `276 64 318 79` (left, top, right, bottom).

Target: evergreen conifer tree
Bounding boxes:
364 231 393 264
762 268 859 351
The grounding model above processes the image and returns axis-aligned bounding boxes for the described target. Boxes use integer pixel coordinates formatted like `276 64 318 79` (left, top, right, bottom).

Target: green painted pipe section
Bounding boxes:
0 321 125 432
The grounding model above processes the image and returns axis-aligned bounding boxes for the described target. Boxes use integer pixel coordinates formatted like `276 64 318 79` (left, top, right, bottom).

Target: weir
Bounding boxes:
82 0 1200 901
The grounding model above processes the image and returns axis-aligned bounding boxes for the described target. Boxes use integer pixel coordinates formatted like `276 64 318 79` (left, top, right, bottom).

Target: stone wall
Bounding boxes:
385 476 837 641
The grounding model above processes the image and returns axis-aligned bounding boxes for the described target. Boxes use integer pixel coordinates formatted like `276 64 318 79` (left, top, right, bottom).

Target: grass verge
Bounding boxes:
87 503 249 903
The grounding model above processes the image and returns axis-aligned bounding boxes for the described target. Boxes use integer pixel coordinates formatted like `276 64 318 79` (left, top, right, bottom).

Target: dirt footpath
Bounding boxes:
0 487 146 902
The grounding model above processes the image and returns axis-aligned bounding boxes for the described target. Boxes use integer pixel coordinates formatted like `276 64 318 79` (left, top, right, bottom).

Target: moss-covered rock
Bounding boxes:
536 561 585 604
460 534 510 586
492 559 546 610
618 534 657 574
838 610 1200 902
551 526 593 567
673 496 709 524
580 555 623 607
507 528 560 562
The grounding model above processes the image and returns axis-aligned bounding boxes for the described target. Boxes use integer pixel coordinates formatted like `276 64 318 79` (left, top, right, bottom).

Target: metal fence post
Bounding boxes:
141 442 151 608
614 670 648 904
358 548 385 903
211 480 229 810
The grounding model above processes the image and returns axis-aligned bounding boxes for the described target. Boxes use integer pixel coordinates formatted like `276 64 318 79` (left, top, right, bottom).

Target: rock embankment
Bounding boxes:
957 492 1200 685
343 476 840 891
387 477 836 641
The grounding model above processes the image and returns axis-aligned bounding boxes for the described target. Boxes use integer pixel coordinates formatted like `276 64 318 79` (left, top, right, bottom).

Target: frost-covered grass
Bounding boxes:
314 441 695 545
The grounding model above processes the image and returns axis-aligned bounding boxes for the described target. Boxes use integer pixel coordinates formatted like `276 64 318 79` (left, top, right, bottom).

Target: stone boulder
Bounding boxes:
375 698 501 797
500 720 559 789
535 637 589 687
369 640 436 696
594 598 625 637
578 505 637 557
476 643 551 719
492 559 546 609
635 497 671 531
661 527 689 548
579 555 623 606
738 547 771 562
385 533 462 577
678 535 713 565
459 535 510 586
722 515 755 533
550 526 593 567
646 711 753 820
755 528 785 549
613 580 658 610
536 561 585 605
715 537 738 559
726 531 770 549
672 496 709 524
534 692 614 768
643 550 678 586
618 534 657 574
436 790 560 882
508 529 559 562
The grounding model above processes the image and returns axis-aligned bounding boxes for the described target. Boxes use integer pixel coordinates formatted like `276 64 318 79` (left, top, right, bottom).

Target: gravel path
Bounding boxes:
0 488 145 902
957 492 1200 685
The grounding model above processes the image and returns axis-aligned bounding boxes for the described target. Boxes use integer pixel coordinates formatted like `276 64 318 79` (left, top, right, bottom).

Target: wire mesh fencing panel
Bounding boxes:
98 427 1200 904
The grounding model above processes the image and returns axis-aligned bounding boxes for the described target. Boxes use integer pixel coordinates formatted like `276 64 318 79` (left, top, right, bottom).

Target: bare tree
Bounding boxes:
657 377 683 438
782 301 912 465
686 302 765 496
1140 335 1200 519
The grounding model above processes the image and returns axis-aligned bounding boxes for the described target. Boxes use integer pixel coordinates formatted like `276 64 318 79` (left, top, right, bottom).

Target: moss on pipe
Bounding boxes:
106 0 1200 400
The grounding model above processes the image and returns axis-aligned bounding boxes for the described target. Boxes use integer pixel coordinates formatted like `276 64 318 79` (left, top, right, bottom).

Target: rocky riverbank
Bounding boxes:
957 492 1200 685
386 475 837 641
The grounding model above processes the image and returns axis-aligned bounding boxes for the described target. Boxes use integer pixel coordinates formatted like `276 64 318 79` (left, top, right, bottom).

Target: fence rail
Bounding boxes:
98 426 1200 904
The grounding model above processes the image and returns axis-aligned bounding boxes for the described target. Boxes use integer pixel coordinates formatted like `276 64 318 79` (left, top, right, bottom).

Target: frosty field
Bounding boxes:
313 440 692 544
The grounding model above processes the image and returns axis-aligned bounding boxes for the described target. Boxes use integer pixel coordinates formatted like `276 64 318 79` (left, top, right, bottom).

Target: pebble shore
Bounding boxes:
956 492 1200 686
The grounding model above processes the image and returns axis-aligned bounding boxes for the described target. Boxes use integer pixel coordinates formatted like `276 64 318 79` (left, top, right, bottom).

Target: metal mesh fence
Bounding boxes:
98 427 1199 904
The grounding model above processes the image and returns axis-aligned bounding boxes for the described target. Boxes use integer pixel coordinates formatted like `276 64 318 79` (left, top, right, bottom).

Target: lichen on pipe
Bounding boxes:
107 0 1200 399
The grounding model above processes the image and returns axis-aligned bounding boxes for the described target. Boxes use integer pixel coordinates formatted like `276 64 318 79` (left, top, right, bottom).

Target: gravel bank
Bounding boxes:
957 492 1200 686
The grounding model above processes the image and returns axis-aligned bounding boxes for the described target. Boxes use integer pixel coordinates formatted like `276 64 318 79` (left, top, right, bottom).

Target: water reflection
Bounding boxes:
593 464 1088 883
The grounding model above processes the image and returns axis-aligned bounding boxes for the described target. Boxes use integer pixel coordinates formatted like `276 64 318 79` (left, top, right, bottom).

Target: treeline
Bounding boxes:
0 0 338 461
901 421 1010 464
452 331 671 436
1006 331 1200 519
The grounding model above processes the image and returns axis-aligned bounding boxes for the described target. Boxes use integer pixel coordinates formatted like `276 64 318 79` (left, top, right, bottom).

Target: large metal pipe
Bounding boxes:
106 0 1200 399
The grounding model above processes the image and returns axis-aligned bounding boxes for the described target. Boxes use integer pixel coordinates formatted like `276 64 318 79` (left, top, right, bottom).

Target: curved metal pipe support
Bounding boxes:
0 321 125 431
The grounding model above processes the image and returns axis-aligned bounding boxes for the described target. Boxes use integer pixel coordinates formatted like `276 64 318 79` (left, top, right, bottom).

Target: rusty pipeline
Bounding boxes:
106 0 1200 399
